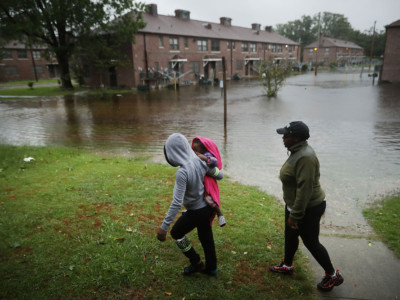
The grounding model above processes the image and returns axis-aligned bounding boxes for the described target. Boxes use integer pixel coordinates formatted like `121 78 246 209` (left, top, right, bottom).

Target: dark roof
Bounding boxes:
386 20 400 28
304 37 363 49
137 12 298 45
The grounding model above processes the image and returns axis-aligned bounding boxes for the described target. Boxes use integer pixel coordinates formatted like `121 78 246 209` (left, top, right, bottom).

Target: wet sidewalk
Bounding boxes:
302 236 400 300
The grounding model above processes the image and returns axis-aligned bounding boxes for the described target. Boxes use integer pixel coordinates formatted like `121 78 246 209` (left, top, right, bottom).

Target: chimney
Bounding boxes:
175 9 190 20
147 4 158 15
203 23 212 29
252 23 261 31
220 17 232 26
264 26 272 32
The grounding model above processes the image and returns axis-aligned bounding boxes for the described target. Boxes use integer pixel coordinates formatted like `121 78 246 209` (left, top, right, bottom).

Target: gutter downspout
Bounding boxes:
230 40 233 78
144 33 149 85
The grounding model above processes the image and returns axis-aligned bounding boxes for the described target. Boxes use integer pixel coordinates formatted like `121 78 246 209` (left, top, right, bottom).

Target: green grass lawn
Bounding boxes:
0 145 316 299
363 194 400 258
0 79 60 86
0 85 137 98
0 86 87 97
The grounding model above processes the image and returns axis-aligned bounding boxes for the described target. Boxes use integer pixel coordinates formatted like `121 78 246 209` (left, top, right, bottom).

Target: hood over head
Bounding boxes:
191 136 222 169
164 133 197 167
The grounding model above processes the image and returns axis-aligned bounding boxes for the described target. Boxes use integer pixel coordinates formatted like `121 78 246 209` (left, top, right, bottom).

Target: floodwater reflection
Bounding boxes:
1 72 399 235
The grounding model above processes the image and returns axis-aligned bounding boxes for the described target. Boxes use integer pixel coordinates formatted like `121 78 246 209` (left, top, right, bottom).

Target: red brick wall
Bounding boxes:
381 26 400 82
303 46 364 66
123 32 300 88
85 32 300 88
0 49 53 82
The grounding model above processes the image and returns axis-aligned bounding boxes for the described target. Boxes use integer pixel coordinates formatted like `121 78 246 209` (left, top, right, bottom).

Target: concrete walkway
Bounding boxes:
302 235 400 300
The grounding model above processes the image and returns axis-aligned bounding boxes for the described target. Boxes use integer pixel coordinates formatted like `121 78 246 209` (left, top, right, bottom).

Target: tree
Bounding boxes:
258 60 292 97
0 0 146 89
319 12 353 39
276 15 317 60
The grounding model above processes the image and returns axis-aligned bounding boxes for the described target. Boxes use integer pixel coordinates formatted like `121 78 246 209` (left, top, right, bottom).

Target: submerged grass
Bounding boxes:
0 145 315 299
363 194 400 258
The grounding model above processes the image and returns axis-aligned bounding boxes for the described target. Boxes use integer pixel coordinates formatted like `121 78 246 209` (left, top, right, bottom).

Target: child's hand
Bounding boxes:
196 153 208 162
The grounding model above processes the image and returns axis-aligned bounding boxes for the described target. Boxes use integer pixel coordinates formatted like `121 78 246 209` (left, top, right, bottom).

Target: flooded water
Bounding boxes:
1 72 400 236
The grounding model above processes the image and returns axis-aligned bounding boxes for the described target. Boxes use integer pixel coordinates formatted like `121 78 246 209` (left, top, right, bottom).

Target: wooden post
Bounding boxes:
315 12 321 76
369 21 376 73
222 57 227 134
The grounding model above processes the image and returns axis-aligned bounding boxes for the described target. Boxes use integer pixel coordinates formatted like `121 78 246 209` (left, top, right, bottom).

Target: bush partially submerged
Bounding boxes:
258 60 292 97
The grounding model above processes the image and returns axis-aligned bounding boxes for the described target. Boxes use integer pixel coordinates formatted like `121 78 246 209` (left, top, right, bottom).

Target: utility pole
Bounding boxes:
222 57 227 136
315 12 321 76
369 21 376 73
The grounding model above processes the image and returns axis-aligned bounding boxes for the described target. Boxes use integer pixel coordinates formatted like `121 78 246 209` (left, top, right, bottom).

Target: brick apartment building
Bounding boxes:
381 20 400 83
303 37 364 67
0 40 59 82
84 4 300 88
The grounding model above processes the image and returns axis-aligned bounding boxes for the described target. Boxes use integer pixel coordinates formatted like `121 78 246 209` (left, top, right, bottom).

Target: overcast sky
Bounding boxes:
142 0 399 33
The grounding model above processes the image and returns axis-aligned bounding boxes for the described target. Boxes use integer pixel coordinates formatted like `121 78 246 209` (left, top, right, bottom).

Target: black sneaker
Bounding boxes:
317 269 344 291
268 260 295 275
202 268 218 276
183 262 204 275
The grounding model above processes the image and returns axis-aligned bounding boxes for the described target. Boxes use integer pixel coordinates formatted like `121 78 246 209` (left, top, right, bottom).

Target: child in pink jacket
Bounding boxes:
192 136 226 227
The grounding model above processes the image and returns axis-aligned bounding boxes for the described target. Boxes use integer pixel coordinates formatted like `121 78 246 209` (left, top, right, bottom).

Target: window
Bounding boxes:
184 37 188 48
250 43 256 52
190 61 200 74
197 40 207 51
32 66 44 74
325 48 330 54
3 66 19 76
2 49 12 59
232 41 236 50
288 45 293 52
169 37 178 50
277 45 282 52
211 40 220 51
270 45 276 53
309 49 314 53
17 50 27 59
159 35 164 47
33 51 41 59
236 60 243 70
217 61 222 72
241 42 248 52
155 62 159 71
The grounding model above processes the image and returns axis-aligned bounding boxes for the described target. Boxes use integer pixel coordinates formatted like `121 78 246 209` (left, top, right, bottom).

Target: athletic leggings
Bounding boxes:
284 201 335 274
170 206 217 271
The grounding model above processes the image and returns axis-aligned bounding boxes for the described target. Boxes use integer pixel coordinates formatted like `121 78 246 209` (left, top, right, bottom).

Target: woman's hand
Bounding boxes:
288 217 299 230
157 228 167 241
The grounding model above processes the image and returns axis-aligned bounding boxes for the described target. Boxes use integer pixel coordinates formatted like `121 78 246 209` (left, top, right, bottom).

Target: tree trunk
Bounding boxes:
57 54 74 90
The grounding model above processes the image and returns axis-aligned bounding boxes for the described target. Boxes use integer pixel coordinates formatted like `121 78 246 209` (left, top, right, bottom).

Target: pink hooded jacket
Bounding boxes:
192 136 222 224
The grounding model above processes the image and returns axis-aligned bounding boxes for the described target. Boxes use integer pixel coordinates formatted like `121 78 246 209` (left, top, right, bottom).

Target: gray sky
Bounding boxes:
143 0 400 33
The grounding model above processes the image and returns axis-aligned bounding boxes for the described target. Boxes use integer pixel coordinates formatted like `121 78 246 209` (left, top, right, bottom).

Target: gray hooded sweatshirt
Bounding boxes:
161 133 223 231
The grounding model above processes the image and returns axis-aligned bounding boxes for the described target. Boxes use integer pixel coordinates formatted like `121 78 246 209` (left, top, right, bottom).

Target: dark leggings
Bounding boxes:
170 206 217 271
284 201 334 274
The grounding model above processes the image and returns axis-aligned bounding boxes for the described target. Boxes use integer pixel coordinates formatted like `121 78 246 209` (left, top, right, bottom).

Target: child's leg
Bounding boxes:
215 205 226 227
214 206 222 217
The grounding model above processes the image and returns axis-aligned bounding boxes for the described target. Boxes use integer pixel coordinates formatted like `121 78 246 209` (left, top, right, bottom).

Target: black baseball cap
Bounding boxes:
276 121 310 140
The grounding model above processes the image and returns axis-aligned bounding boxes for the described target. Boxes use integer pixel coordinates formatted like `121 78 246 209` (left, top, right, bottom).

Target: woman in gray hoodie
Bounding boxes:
157 133 223 275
